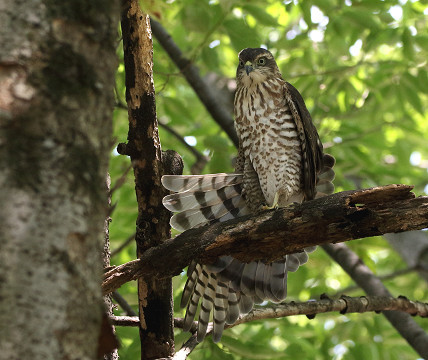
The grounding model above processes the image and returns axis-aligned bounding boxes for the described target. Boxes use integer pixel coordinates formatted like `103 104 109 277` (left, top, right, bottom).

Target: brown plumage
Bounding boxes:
162 48 335 343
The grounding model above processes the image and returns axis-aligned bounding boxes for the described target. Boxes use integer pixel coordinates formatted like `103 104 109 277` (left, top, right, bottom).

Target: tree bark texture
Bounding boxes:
119 1 182 359
0 1 118 359
102 184 428 294
102 175 119 360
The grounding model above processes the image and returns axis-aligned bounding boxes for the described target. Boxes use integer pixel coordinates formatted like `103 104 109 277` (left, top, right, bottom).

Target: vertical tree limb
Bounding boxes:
102 175 119 359
119 2 181 358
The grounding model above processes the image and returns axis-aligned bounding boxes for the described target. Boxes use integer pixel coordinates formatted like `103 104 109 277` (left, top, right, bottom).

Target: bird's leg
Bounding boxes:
261 191 280 210
243 159 267 212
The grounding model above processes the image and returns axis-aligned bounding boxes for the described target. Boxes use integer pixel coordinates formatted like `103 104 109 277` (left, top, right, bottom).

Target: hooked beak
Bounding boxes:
245 61 253 75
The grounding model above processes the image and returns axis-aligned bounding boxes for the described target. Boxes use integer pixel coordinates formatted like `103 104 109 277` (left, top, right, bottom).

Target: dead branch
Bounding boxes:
103 184 428 295
120 3 178 358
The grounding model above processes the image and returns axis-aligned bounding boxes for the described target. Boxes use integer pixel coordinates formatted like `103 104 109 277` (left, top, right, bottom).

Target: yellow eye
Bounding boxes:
257 57 266 65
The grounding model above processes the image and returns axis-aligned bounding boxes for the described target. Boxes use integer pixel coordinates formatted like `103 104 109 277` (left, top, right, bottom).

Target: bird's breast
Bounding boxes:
234 80 303 206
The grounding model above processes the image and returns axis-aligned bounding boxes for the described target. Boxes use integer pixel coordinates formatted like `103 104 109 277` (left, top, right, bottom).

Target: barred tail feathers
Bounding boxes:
181 262 245 343
162 174 250 231
181 248 316 342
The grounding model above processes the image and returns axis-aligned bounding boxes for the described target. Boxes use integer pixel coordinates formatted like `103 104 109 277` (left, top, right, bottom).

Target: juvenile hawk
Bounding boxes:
162 48 335 342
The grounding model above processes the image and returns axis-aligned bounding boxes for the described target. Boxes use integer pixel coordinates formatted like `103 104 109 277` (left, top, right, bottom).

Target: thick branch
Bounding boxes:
150 18 239 147
103 184 428 295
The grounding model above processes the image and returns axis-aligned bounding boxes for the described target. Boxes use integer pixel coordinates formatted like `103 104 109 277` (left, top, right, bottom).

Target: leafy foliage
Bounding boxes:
111 0 428 358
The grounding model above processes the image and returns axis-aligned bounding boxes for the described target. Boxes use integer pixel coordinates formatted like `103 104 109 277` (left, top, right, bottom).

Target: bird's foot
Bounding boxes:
261 192 280 210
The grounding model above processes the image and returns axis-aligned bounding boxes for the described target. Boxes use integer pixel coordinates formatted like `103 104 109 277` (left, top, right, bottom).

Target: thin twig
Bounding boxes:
172 295 428 359
112 295 428 358
112 291 137 317
110 315 140 327
158 119 209 174
109 165 132 197
335 266 418 295
110 233 135 258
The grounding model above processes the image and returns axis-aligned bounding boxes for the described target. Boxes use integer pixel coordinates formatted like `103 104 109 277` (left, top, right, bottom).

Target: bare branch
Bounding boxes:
111 295 428 328
112 292 428 359
112 291 137 317
158 119 209 174
120 4 177 358
172 332 202 360
109 165 132 197
102 184 428 295
110 233 135 258
110 316 140 327
335 266 418 295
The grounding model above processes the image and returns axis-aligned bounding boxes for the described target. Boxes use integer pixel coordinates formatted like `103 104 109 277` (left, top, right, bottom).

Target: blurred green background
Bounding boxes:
110 0 428 358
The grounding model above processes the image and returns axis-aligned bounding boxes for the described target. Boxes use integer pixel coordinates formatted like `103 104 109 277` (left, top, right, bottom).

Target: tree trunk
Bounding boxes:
0 1 118 359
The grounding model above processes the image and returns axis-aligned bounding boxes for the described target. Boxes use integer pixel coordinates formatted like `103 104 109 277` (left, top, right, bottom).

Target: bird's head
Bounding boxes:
236 48 281 87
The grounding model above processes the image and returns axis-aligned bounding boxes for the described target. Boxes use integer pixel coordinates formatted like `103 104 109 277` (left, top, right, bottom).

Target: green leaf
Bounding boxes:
414 34 428 52
402 27 415 60
341 9 380 30
242 4 278 26
220 335 285 359
223 18 261 51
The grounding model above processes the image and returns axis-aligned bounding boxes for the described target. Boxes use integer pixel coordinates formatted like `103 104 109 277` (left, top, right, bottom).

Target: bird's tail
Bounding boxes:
163 173 255 342
162 172 324 342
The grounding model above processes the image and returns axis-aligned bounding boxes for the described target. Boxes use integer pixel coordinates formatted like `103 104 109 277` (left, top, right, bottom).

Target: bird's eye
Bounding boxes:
257 57 266 65
239 60 244 67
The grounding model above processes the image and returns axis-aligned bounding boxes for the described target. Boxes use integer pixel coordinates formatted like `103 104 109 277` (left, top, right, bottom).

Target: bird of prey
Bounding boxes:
162 48 335 343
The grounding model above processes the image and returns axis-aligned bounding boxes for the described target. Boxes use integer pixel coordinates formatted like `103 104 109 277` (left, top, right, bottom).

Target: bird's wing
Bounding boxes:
284 82 324 200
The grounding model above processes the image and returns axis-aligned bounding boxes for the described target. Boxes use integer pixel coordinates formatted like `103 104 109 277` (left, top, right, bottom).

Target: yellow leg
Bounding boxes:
261 192 280 210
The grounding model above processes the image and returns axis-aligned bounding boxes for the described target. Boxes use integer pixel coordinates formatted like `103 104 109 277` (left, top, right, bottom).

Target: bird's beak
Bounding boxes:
245 61 253 75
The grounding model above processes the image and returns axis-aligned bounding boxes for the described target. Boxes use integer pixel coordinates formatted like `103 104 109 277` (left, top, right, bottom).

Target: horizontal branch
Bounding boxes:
110 295 428 328
103 184 428 295
112 294 428 359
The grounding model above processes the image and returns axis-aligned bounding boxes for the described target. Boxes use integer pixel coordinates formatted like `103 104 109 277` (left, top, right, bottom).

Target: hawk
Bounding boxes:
162 48 335 342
